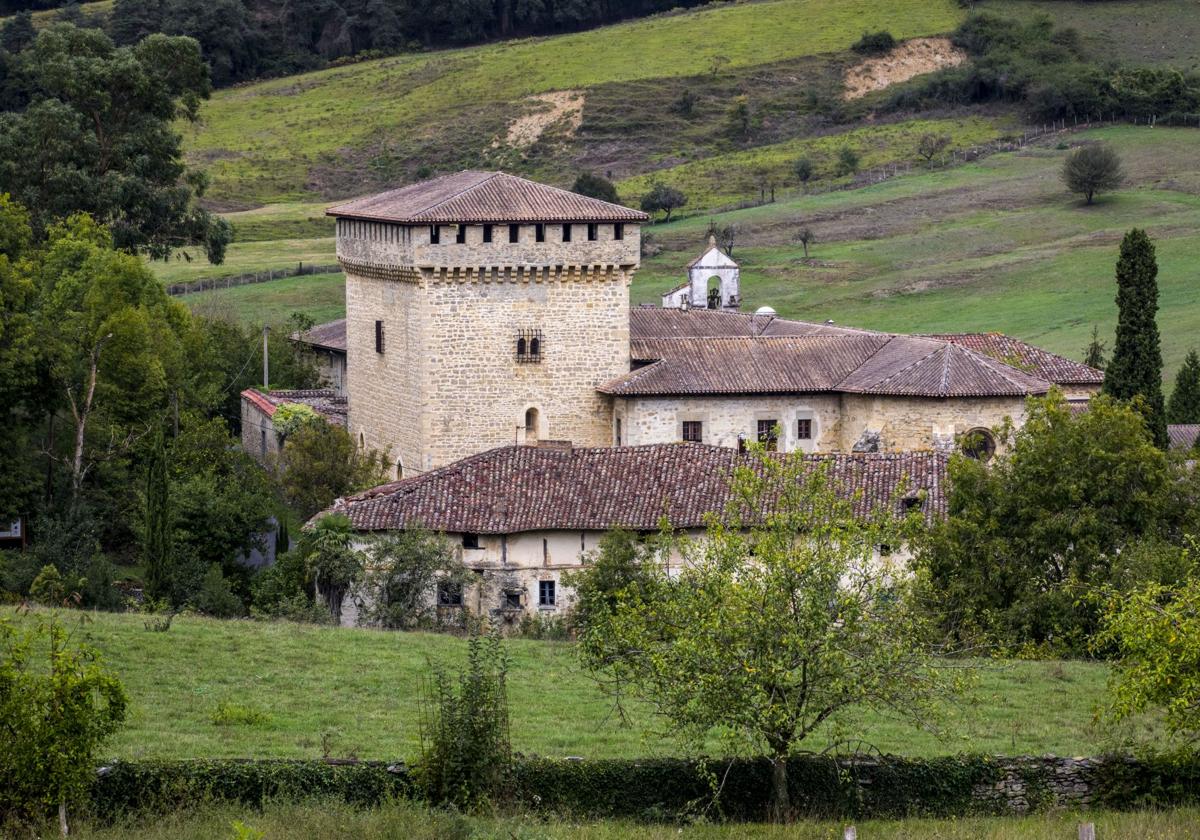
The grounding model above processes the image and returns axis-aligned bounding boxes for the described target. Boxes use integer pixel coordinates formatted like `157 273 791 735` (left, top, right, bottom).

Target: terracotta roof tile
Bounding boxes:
1169 424 1200 451
329 444 947 533
924 333 1104 386
327 171 648 223
295 318 346 352
241 388 348 427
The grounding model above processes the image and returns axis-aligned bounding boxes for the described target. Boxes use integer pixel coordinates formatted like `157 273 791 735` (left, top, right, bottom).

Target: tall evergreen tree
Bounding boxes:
1103 229 1167 448
143 427 172 600
1167 350 1200 424
1082 324 1106 370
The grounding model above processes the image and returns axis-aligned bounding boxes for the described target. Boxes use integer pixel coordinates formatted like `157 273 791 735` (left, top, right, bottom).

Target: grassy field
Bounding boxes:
984 0 1200 71
183 0 964 204
68 801 1200 839
5 608 1160 763
182 272 345 326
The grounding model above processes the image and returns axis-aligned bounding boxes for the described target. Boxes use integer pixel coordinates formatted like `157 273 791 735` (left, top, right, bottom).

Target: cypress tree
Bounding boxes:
143 427 172 601
1103 229 1167 448
1082 325 1107 370
1168 350 1200 424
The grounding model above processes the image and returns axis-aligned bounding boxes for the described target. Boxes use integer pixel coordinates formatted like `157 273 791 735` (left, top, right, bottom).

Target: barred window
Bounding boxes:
796 418 813 440
516 328 543 363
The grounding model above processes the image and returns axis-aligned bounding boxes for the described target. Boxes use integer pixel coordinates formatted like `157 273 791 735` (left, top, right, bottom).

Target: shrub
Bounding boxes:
211 701 272 727
193 564 245 618
271 403 321 438
0 614 127 834
1062 143 1124 205
570 172 619 204
851 30 896 55
415 634 512 808
835 146 861 176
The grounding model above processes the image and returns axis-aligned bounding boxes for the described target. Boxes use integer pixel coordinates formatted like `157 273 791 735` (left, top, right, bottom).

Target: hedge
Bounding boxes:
86 754 1200 823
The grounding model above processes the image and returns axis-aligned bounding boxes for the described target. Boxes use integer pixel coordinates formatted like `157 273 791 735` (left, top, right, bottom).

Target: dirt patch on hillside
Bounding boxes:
499 90 585 149
843 37 966 100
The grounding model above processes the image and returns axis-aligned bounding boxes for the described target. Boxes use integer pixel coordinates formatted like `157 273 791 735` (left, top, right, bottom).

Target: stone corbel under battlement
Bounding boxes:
337 258 421 283
415 264 636 284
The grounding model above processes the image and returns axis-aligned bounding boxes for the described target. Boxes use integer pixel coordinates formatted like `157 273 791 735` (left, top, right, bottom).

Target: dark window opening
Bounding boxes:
462 533 480 549
535 223 545 243
516 328 543 363
260 428 266 452
429 225 440 244
797 418 813 440
615 418 622 447
374 320 384 354
455 224 467 244
682 420 703 443
587 223 597 241
437 582 463 607
483 224 493 243
757 420 779 450
539 580 556 607
504 590 522 610
561 223 572 243
961 428 997 461
737 435 747 454
901 497 922 514
614 223 624 241
509 224 520 243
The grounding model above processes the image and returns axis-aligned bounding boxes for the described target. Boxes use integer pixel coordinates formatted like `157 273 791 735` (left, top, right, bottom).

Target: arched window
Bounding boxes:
524 408 540 444
707 276 722 309
517 336 527 357
529 337 540 358
961 428 997 461
396 459 404 480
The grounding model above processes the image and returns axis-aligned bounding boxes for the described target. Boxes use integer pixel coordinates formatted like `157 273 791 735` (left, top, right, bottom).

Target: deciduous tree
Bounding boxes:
575 448 961 822
570 172 619 204
276 421 390 519
1062 143 1124 205
639 182 687 223
1104 228 1167 448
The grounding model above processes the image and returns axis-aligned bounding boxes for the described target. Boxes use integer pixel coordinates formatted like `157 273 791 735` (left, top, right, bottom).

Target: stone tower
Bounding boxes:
328 171 646 477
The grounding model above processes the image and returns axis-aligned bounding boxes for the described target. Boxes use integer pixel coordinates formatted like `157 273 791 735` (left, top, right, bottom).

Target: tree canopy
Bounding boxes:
1167 349 1200 425
1062 143 1124 205
0 24 230 262
640 182 687 223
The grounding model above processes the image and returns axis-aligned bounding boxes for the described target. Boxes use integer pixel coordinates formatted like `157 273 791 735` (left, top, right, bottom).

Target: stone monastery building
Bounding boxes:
240 171 1103 623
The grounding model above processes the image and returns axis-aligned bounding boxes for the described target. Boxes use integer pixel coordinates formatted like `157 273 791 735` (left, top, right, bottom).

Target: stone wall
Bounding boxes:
971 756 1109 813
617 393 1026 454
240 398 280 461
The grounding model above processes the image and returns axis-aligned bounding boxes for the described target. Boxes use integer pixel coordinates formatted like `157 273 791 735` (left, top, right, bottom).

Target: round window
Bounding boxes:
961 428 997 461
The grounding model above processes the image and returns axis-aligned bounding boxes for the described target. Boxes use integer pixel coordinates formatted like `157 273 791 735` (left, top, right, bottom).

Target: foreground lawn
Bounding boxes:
4 608 1158 762
69 801 1200 839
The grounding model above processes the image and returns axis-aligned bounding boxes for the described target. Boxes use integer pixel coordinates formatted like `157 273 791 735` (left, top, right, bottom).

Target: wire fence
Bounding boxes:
166 261 341 297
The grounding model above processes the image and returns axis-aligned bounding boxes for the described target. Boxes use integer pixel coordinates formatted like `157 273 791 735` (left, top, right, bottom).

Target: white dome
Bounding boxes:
755 306 777 316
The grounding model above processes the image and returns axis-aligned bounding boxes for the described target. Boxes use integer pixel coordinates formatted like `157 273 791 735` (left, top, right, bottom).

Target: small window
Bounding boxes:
613 223 624 241
535 223 545 243
539 580 556 607
615 418 622 447
516 329 543 363
504 590 521 610
260 428 267 452
429 225 440 244
587 223 597 241
561 223 572 243
375 320 385 354
437 582 463 607
482 224 493 243
462 533 480 549
961 428 997 461
737 435 747 454
455 224 467 244
517 336 526 357
901 497 922 514
757 420 779 450
682 420 703 443
796 418 813 441
509 224 520 243
396 460 404 480
529 337 540 357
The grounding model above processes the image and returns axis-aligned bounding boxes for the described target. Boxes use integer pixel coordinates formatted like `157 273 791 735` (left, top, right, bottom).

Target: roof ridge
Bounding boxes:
508 171 638 213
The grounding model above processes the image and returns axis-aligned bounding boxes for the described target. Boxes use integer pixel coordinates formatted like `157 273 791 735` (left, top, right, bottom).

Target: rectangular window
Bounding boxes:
429 225 440 244
561 223 572 243
796 418 813 440
587 223 597 241
615 418 622 447
461 533 480 549
437 582 463 607
535 223 545 243
504 590 521 610
483 224 493 243
509 224 520 243
539 580 556 607
682 420 703 443
455 224 467 244
613 223 624 241
374 320 384 354
757 420 779 450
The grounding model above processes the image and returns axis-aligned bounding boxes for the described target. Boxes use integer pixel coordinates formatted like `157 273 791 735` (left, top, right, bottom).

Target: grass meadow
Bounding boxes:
5 608 1160 763
65 801 1200 839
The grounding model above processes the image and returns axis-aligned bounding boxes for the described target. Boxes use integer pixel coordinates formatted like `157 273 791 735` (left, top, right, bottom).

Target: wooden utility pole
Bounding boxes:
262 325 269 389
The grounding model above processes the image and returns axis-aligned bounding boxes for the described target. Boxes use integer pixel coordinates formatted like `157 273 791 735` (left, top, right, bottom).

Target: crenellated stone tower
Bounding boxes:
328 171 646 477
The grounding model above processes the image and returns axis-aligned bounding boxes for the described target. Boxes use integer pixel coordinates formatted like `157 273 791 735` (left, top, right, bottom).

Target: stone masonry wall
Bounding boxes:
836 394 1027 452
618 395 843 452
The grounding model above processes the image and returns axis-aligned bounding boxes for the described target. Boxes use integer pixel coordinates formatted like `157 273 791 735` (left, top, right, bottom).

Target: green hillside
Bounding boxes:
183 0 965 205
6 608 1155 761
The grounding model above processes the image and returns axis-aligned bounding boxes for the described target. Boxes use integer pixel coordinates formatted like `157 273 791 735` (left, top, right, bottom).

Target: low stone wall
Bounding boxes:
974 756 1109 813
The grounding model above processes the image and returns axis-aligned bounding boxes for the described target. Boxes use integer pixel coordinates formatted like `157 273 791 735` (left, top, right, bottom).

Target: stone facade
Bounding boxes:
616 393 1025 454
241 397 280 460
341 219 640 475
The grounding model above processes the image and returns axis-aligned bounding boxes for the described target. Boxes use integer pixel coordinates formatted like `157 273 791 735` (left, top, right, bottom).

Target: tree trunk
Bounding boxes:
769 752 791 823
59 800 68 836
69 338 107 496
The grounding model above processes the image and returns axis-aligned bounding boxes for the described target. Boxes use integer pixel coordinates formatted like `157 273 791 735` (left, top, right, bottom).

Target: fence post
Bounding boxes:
844 827 857 840
1079 822 1096 840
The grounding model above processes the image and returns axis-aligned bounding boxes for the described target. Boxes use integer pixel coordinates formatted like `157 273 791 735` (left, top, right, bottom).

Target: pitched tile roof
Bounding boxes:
1169 424 1200 451
326 171 648 224
328 444 947 533
923 333 1104 386
294 318 346 353
631 307 873 340
240 388 348 427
